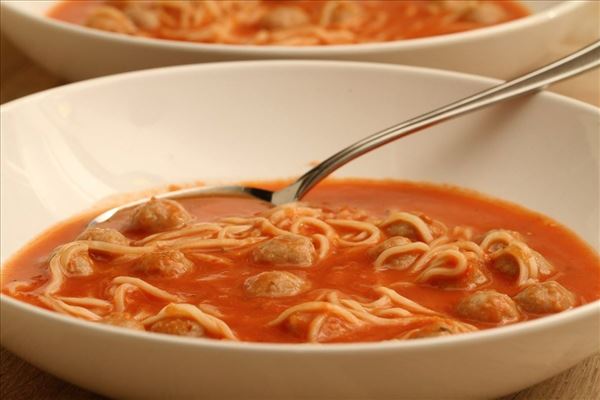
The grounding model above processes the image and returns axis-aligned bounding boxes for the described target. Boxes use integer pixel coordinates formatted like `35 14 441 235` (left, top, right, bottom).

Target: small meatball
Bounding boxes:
314 317 352 342
369 237 419 270
102 312 144 330
467 2 506 24
136 249 193 278
252 234 315 267
244 271 308 298
130 198 192 233
285 312 313 338
286 314 351 342
402 321 462 339
488 237 554 279
77 227 129 246
368 236 411 258
490 253 518 276
123 4 160 30
382 213 446 242
149 318 204 337
514 281 576 314
86 6 138 34
321 1 362 28
436 0 478 16
64 248 94 277
385 221 420 241
457 290 520 324
429 256 488 290
489 242 525 276
481 229 524 253
260 7 309 29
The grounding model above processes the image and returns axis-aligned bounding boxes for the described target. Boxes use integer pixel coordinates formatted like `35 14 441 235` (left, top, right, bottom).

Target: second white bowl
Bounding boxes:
0 0 595 80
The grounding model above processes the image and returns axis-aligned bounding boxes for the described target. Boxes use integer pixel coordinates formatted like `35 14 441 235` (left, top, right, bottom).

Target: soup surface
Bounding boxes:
2 180 599 343
48 0 529 46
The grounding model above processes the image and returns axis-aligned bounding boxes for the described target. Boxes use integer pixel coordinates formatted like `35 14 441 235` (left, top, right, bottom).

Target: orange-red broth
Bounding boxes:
2 180 599 343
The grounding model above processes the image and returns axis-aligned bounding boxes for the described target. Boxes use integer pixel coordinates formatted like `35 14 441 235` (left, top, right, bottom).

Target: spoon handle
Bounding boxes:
272 40 600 205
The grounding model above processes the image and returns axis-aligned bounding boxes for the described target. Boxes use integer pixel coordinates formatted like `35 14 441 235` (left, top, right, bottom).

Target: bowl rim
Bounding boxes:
0 0 585 54
1 59 599 353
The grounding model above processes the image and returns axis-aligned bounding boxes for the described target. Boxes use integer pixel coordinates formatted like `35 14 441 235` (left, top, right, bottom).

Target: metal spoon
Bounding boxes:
91 40 600 225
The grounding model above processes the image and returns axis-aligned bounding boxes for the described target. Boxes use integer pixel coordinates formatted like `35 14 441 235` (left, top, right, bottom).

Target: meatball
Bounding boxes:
123 3 160 30
402 321 462 339
490 243 554 279
323 2 361 28
64 247 94 277
136 249 193 278
368 236 411 257
369 237 420 270
260 7 309 29
86 6 137 34
456 290 520 324
490 249 520 276
285 314 351 342
467 2 506 24
488 241 533 277
149 318 204 337
102 312 144 330
381 213 446 242
428 257 488 290
481 229 524 253
514 281 576 314
78 227 129 246
130 198 192 233
244 271 309 298
313 317 352 342
436 0 477 15
384 221 420 241
252 234 315 267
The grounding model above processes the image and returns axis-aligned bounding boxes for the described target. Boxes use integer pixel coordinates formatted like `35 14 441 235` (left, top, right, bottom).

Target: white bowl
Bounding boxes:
0 0 594 81
1 61 599 399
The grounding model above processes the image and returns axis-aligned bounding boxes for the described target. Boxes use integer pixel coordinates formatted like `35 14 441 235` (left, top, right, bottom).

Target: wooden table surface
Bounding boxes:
1 23 599 400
